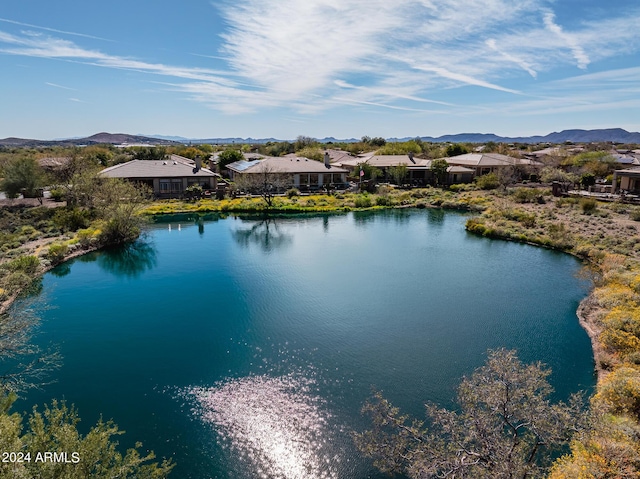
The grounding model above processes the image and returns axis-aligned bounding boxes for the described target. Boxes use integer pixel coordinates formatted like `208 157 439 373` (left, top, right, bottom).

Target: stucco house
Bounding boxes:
612 167 640 194
226 156 349 191
444 153 542 177
99 157 220 198
336 154 433 185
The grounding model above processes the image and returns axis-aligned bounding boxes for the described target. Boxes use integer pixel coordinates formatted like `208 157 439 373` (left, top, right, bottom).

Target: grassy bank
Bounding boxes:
139 187 492 216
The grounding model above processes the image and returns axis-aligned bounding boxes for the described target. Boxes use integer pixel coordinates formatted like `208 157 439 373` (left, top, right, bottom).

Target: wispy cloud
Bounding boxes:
1 0 639 118
0 17 114 42
543 12 590 69
45 82 76 90
486 39 537 78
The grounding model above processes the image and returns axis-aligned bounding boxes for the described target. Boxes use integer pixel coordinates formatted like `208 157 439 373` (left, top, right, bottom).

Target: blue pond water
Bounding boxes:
20 210 595 478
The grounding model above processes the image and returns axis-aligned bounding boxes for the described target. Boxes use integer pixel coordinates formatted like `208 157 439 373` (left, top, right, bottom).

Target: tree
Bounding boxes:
580 172 596 189
430 159 449 186
0 157 45 199
358 163 383 182
234 164 290 208
294 135 317 151
93 178 151 245
540 167 578 192
131 147 167 161
445 143 468 157
217 149 244 174
389 164 408 186
0 393 173 478
355 349 584 479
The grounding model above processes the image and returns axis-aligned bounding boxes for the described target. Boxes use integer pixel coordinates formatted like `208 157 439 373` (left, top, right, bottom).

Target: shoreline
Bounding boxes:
576 292 606 382
0 243 99 315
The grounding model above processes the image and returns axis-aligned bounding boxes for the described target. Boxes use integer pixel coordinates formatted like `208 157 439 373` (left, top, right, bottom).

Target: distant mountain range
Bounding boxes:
1 128 639 148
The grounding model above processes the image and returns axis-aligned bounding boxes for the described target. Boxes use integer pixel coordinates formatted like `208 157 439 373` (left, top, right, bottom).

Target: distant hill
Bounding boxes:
2 128 639 148
414 128 640 144
0 132 180 147
144 128 640 145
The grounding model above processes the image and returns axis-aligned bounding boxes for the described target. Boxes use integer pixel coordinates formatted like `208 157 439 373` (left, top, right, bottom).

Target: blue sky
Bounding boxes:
1 0 639 140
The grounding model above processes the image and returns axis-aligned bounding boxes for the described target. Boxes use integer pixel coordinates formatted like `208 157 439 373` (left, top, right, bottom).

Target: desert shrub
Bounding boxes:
185 184 203 200
501 208 536 227
2 271 33 294
630 209 640 222
49 188 65 202
53 208 93 231
354 194 373 208
286 188 300 198
594 366 640 419
448 183 474 192
376 195 392 206
580 198 598 214
76 228 101 248
512 187 546 204
376 185 393 196
5 255 40 275
46 243 69 265
555 197 578 208
411 188 430 198
475 173 500 190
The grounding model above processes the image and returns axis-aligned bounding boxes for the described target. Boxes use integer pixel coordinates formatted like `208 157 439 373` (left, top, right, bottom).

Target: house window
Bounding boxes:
188 179 209 188
480 168 492 175
160 179 183 194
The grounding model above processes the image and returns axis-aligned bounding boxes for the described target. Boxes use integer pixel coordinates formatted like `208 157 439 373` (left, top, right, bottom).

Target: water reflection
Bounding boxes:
94 241 158 278
49 263 71 278
189 374 339 479
232 219 293 252
427 208 446 225
352 211 376 226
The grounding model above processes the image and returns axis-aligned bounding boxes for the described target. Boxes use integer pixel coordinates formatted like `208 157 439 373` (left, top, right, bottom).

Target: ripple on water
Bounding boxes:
188 374 341 479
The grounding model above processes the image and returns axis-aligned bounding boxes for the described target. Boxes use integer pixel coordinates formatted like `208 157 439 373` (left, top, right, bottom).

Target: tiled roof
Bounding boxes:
235 156 348 174
338 154 429 168
444 153 541 167
100 159 219 178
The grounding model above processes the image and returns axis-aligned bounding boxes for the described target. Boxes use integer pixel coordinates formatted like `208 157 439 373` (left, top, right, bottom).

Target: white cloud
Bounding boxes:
486 39 537 78
1 0 639 118
45 82 76 90
543 12 590 69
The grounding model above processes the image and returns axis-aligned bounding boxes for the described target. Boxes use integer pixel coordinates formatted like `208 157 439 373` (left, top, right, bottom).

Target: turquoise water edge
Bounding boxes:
19 210 595 478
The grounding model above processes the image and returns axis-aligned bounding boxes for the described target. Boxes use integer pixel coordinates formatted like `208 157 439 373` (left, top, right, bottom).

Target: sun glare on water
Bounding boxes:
189 374 341 478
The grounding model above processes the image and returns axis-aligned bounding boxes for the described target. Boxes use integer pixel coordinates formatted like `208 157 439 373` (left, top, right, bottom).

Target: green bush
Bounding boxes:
49 188 65 202
376 195 392 206
2 271 33 294
512 187 545 204
449 183 474 192
286 188 300 198
354 194 373 208
630 209 640 222
47 243 69 265
474 173 500 190
580 198 598 215
5 255 40 275
53 208 93 231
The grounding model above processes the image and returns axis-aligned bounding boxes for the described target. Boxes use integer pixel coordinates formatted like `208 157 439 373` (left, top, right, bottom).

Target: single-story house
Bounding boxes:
336 154 433 185
612 167 640 194
226 156 349 190
99 158 220 198
444 153 542 177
